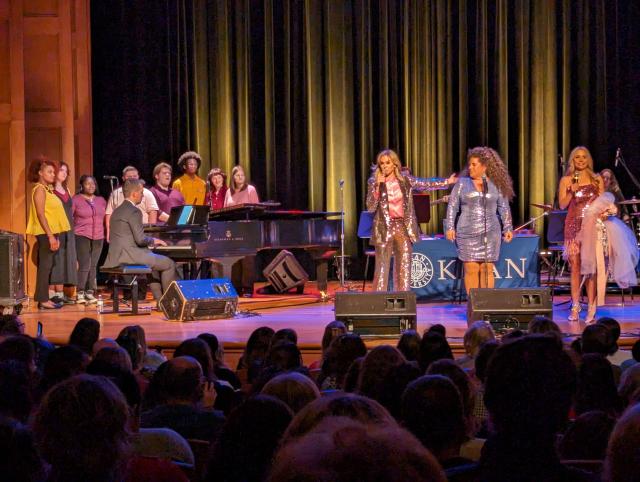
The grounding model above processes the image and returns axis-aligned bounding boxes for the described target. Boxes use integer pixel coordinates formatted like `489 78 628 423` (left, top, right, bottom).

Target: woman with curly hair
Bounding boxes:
366 149 457 291
445 147 514 293
558 146 604 322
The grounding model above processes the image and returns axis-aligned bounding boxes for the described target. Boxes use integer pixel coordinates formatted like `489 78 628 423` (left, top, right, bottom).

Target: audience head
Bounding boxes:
484 335 576 438
147 356 204 405
243 326 275 366
321 321 347 353
397 330 421 362
92 337 119 356
87 361 142 426
604 403 640 482
174 337 214 380
343 357 364 393
418 331 453 373
271 328 298 348
283 392 395 443
261 371 320 414
528 316 563 346
0 360 32 423
207 395 293 482
0 417 46 482
426 324 446 337
597 317 622 355
558 410 616 461
197 333 224 366
38 344 88 396
68 317 100 355
463 321 495 358
0 335 36 372
581 323 612 356
321 333 367 389
402 374 467 461
93 346 133 372
375 361 422 419
270 417 446 482
575 354 621 416
0 314 24 338
116 326 146 370
474 340 499 384
33 374 130 482
265 342 303 372
357 345 405 401
619 363 640 408
427 359 475 430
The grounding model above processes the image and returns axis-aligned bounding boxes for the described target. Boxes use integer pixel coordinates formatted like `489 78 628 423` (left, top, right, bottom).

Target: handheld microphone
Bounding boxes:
481 174 488 194
103 175 118 180
572 172 579 184
615 148 621 168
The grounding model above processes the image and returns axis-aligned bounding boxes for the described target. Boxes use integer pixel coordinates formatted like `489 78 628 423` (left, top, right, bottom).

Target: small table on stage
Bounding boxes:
410 235 540 301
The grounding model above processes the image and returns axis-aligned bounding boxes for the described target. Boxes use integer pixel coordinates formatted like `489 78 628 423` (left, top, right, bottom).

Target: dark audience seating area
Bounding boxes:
1 313 639 482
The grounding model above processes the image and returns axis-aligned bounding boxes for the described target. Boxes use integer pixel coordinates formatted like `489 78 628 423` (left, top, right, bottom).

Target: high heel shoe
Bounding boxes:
585 303 597 324
38 301 61 310
568 303 581 322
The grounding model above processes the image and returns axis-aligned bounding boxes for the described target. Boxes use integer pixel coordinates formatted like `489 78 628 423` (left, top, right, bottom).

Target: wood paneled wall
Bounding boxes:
0 0 92 295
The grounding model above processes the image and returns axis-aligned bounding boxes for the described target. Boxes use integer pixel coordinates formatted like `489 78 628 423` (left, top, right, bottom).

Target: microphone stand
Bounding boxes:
616 151 640 193
339 180 346 289
483 178 489 288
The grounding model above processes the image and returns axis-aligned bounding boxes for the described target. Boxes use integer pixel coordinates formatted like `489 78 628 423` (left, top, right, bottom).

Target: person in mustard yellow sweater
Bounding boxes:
172 151 206 205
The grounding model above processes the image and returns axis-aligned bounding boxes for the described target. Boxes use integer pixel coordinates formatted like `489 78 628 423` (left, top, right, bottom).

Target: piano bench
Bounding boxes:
100 265 152 316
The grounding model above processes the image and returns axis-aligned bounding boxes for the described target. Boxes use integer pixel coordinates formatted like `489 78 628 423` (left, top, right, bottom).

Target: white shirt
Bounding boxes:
105 187 159 223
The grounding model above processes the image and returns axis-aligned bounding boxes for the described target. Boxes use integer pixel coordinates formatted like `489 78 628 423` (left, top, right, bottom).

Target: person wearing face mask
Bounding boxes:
367 149 457 292
558 146 605 323
26 158 70 309
149 162 185 223
104 166 159 242
72 175 107 304
445 147 514 295
224 165 259 207
173 151 207 205
50 160 78 304
204 168 228 210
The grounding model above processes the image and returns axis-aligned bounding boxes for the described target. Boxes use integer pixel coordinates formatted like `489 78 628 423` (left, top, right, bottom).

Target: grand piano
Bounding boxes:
145 204 341 291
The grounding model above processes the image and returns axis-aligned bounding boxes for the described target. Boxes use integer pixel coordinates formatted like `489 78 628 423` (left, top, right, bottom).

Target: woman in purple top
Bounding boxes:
149 162 185 223
224 166 259 206
72 175 107 304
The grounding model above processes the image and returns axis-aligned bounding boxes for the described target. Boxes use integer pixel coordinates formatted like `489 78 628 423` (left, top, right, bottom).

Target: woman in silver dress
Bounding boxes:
366 149 457 291
445 147 514 294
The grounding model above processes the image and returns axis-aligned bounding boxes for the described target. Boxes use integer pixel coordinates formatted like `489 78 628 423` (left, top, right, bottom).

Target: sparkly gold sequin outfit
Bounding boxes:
366 175 450 291
564 183 600 258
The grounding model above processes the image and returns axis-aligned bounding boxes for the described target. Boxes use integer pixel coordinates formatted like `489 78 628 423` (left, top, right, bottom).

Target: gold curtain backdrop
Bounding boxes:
192 0 614 252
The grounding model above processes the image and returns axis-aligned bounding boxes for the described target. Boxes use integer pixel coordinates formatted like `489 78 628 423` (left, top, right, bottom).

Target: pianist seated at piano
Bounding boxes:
224 165 259 207
205 168 228 210
103 179 177 302
149 162 185 223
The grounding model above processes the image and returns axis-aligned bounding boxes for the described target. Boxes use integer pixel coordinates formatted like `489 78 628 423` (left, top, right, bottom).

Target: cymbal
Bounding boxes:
617 199 640 205
530 203 553 212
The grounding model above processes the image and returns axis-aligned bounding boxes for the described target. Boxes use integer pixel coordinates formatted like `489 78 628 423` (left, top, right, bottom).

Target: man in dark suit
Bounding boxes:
103 179 177 300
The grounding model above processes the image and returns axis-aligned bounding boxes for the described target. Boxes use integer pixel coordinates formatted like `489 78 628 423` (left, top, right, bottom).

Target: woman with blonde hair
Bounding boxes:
445 147 514 294
366 149 457 291
558 146 604 322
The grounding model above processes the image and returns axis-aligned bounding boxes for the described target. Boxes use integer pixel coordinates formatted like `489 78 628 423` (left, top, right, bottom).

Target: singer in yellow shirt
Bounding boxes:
172 151 206 205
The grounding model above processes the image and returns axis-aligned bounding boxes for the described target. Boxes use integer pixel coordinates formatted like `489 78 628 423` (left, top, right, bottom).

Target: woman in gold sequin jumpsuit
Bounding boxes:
558 146 604 323
366 149 457 291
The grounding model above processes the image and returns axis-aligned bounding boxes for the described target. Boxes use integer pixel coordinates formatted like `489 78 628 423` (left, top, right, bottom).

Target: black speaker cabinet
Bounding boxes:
159 278 238 321
467 288 552 330
263 250 309 293
0 231 26 308
335 291 417 337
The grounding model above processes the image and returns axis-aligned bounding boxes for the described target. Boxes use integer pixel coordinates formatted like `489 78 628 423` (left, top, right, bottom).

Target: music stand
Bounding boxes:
413 194 431 232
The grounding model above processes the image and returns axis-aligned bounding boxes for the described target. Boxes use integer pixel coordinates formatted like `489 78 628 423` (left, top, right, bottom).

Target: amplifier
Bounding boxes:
467 287 553 330
0 231 26 309
158 278 238 321
263 250 309 293
335 291 417 337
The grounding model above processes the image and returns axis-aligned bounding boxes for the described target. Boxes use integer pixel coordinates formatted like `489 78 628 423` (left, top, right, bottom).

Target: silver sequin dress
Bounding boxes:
445 177 513 262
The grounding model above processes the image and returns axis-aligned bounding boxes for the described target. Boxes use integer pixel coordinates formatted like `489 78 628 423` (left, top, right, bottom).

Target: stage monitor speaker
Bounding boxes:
335 291 417 337
263 250 309 293
467 288 552 330
0 232 26 305
159 278 238 321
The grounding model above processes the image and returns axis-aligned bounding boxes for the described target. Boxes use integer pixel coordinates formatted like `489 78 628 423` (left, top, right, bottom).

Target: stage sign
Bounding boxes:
410 235 540 301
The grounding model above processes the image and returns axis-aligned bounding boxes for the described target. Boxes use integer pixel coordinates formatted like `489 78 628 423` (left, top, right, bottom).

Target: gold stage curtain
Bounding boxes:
195 0 613 251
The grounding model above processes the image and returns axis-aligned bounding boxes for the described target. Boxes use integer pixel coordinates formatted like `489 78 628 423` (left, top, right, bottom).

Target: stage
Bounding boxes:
15 281 640 368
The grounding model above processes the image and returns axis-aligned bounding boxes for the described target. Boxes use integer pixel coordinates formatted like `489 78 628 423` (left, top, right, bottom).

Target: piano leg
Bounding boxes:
209 256 244 283
308 248 336 293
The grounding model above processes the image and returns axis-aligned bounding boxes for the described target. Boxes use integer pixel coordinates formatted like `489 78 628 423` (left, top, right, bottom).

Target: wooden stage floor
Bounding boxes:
16 282 640 365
